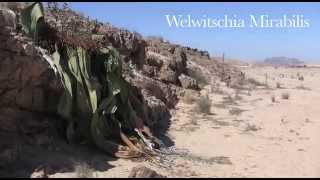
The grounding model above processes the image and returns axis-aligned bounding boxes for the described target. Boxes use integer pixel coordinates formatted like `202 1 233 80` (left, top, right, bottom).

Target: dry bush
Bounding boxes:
271 95 276 103
190 118 198 126
229 107 245 115
210 82 223 94
281 92 290 100
74 162 95 178
247 78 264 87
187 69 208 88
298 75 304 81
182 90 197 104
244 123 260 132
196 94 212 114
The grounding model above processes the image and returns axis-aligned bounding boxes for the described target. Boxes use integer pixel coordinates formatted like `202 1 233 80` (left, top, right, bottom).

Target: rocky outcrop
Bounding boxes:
0 7 62 171
128 166 166 178
102 29 146 69
0 4 244 173
0 9 60 113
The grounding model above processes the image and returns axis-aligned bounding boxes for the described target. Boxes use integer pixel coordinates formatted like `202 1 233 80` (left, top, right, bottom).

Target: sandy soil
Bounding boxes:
50 66 320 178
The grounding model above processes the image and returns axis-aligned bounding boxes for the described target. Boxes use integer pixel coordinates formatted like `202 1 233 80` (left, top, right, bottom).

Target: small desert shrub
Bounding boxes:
196 94 212 114
190 118 198 126
298 75 304 81
210 82 223 94
182 90 197 104
74 162 94 178
229 107 245 115
281 92 290 100
247 78 264 87
188 69 208 87
271 95 276 103
244 123 260 132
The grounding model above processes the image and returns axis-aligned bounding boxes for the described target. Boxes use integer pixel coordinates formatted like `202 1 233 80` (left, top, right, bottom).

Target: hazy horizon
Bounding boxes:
68 2 320 63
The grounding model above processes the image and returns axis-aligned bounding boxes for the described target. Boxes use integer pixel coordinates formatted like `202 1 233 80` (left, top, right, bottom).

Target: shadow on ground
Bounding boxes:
0 139 117 178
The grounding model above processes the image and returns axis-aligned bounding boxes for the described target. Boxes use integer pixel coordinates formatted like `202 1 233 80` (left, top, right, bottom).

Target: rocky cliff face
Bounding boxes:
0 6 64 169
0 3 243 171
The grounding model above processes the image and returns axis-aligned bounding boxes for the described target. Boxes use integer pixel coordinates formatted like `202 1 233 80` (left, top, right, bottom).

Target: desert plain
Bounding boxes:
48 65 320 178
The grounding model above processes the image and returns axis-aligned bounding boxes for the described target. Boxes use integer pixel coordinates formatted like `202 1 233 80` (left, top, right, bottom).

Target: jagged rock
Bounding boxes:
0 5 244 172
145 51 164 68
142 65 157 77
132 75 178 109
22 43 37 56
170 47 187 75
178 73 200 90
128 166 166 178
103 29 146 68
141 90 171 132
0 24 60 111
0 2 28 11
0 8 16 29
159 67 178 84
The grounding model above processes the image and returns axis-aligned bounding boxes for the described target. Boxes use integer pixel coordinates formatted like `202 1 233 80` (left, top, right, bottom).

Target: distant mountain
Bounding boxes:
264 57 305 66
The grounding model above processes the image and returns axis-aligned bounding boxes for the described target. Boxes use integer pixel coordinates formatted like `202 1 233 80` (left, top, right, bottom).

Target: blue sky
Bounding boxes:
67 2 320 62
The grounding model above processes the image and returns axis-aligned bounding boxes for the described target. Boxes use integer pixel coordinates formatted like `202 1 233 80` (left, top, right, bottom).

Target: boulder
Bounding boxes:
178 73 200 90
170 47 187 75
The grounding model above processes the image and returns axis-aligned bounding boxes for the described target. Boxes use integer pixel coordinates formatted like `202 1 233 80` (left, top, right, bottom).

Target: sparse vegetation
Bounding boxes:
271 95 276 103
247 78 264 87
210 80 223 94
190 118 198 126
244 123 260 132
298 75 304 81
188 69 208 88
196 93 212 114
281 92 290 100
182 90 197 104
229 107 245 115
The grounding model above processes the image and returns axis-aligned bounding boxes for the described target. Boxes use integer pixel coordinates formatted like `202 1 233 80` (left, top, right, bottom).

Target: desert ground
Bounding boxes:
46 65 320 178
1 3 320 178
